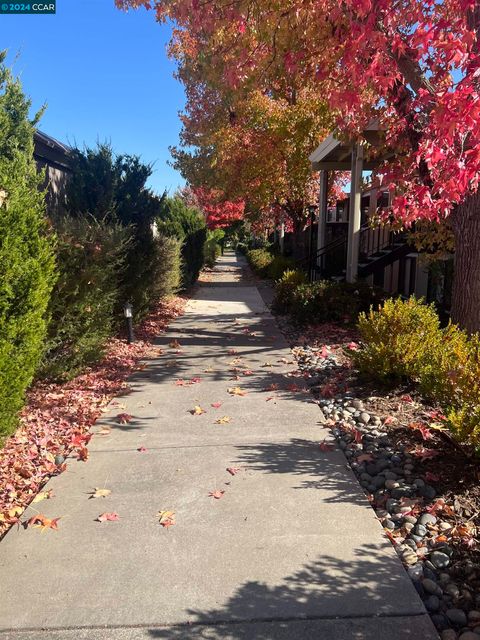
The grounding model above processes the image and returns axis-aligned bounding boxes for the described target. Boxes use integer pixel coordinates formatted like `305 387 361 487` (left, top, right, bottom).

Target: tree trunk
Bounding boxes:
450 190 480 333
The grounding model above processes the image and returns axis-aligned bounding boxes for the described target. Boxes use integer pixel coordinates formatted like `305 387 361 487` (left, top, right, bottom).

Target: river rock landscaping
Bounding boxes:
277 318 480 640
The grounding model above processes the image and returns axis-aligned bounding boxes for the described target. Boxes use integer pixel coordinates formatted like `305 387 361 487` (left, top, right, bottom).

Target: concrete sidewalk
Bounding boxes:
0 253 438 639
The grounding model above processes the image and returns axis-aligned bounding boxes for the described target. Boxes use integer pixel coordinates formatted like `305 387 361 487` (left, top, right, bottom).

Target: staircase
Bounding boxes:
299 222 413 287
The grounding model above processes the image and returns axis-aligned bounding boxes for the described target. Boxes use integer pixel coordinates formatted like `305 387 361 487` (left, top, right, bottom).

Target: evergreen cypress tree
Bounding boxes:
0 53 57 440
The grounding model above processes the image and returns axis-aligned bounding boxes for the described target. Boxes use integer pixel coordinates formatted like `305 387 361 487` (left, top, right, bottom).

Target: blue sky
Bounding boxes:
3 0 185 194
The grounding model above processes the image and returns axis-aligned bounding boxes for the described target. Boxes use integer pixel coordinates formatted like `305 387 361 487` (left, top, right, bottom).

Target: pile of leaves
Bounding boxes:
0 295 186 538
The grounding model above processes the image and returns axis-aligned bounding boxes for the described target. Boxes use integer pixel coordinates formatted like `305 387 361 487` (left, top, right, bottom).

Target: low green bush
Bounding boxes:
288 280 384 325
41 217 131 381
267 255 295 280
272 269 307 313
246 248 274 276
353 297 442 384
353 297 480 450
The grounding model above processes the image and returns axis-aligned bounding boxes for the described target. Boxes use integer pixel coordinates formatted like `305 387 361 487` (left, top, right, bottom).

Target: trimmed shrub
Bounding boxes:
246 248 274 276
41 217 131 380
272 269 307 313
288 280 385 325
353 297 442 384
267 255 295 280
122 228 181 321
204 229 224 268
0 59 57 440
157 196 207 289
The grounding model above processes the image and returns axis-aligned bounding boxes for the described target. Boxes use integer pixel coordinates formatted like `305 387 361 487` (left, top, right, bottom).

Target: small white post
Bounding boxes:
279 214 285 255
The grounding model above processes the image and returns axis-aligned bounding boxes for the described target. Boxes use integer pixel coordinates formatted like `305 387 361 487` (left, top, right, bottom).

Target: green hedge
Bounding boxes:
204 229 224 268
122 228 181 321
40 217 131 380
0 59 57 440
157 195 207 289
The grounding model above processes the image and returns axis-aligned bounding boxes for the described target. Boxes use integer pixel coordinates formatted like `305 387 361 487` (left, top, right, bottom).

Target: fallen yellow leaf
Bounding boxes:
190 405 206 415
32 490 54 504
215 416 231 424
227 387 247 397
89 488 112 499
157 510 176 528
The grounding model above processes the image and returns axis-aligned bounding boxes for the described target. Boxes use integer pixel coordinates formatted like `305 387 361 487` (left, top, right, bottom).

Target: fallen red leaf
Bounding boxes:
209 490 225 499
137 446 147 452
211 402 222 409
96 512 120 522
226 467 240 476
116 413 133 424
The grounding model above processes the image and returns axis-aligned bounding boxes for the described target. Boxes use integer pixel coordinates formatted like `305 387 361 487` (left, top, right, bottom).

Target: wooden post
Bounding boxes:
316 170 328 277
346 143 364 283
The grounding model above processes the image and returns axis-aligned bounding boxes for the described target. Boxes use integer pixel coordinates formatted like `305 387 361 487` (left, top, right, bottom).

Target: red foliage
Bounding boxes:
193 187 245 229
0 296 186 537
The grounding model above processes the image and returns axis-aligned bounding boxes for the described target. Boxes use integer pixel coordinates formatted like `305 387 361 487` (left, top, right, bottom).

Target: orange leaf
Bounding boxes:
169 340 181 349
27 514 60 532
384 529 398 546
